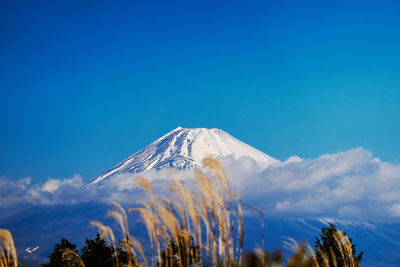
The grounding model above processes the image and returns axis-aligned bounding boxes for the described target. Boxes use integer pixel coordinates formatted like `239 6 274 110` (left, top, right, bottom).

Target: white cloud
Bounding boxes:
390 204 400 217
1 147 400 221
42 175 82 193
229 147 400 220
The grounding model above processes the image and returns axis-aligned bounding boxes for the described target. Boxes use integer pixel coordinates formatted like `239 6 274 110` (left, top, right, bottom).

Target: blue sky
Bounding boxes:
1 0 400 182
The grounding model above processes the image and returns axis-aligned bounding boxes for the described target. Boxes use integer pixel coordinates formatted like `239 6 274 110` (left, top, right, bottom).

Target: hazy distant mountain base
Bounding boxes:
3 127 400 266
2 202 400 266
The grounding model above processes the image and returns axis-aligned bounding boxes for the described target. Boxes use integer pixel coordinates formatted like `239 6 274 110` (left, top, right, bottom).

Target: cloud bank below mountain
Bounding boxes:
1 147 400 221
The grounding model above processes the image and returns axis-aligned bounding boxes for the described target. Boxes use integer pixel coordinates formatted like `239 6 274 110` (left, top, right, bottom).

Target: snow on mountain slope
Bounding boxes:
91 127 279 184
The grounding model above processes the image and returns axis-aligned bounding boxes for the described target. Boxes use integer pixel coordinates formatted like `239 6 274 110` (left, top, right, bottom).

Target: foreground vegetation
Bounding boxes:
1 158 362 267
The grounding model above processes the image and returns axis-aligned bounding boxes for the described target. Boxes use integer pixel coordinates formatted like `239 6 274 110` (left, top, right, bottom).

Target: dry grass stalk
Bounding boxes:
233 193 244 263
107 201 136 267
134 177 155 203
251 207 264 251
90 220 119 267
333 230 356 267
61 248 85 267
329 247 338 267
320 248 331 267
131 237 148 267
195 170 217 264
202 157 235 265
284 238 315 267
243 203 265 251
128 157 240 266
169 182 193 266
0 229 17 267
130 197 162 265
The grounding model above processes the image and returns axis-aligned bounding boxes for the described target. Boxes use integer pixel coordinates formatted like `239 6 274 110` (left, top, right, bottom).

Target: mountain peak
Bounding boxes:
90 127 278 184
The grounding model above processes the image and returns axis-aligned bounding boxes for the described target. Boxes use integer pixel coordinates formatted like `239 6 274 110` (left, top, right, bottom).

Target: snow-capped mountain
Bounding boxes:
91 127 279 184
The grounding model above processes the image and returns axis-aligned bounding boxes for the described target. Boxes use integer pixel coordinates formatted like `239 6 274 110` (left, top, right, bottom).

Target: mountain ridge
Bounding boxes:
91 127 279 184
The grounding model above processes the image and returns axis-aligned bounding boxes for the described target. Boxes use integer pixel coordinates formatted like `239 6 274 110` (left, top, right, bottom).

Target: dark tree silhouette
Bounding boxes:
42 238 78 267
80 233 114 267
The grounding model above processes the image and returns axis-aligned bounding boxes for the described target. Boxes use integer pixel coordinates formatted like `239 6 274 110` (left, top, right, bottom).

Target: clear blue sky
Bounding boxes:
1 0 399 182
